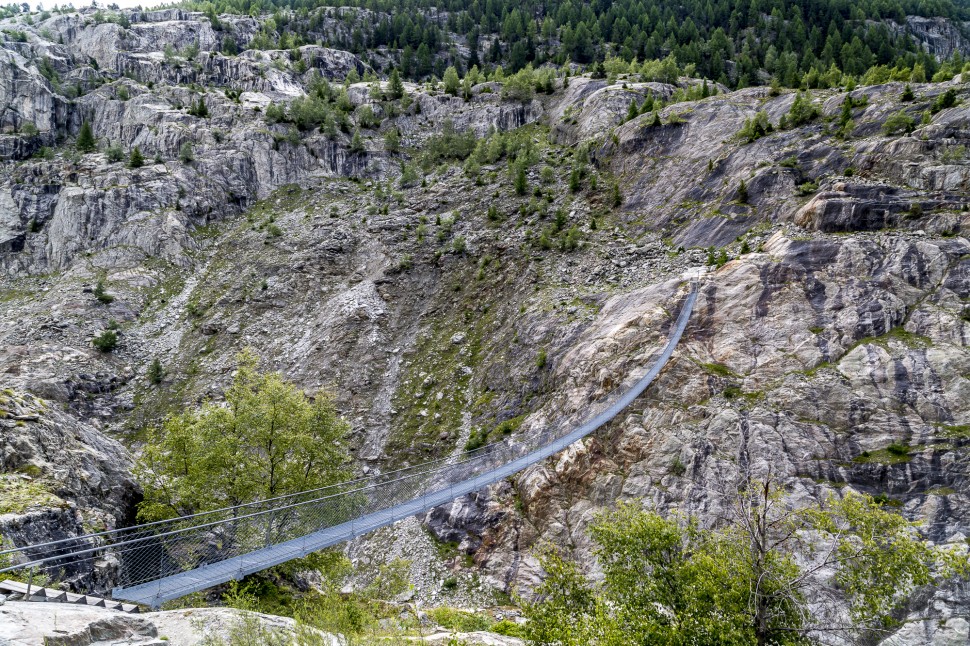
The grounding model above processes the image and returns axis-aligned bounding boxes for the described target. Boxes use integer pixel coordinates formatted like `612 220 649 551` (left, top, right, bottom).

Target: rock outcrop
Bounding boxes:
0 602 341 645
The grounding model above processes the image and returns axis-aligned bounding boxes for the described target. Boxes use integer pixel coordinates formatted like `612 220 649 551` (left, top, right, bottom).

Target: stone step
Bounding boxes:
0 579 139 613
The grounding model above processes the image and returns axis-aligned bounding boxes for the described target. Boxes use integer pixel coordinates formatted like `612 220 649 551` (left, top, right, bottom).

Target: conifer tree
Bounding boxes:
443 66 460 96
388 68 405 100
128 146 144 168
626 99 639 122
76 120 96 153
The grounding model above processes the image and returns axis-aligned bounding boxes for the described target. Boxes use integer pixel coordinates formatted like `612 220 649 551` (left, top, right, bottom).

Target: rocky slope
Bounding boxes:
1 6 969 644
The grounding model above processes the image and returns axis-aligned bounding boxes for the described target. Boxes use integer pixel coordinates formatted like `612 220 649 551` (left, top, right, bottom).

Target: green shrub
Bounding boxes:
92 329 118 352
147 358 165 385
931 88 957 113
886 443 909 457
670 458 687 476
178 141 194 164
737 179 748 203
187 97 208 118
105 143 124 163
561 226 582 251
492 620 527 638
93 280 114 304
882 110 916 135
502 66 535 102
781 92 819 128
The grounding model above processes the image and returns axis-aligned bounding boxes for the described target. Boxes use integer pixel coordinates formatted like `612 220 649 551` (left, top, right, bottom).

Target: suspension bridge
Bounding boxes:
0 284 697 609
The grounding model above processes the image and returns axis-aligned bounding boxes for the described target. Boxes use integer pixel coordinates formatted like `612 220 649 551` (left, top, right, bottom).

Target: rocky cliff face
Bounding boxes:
1 6 969 644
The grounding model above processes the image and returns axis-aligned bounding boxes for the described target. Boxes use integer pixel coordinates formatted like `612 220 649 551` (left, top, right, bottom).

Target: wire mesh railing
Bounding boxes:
0 284 697 607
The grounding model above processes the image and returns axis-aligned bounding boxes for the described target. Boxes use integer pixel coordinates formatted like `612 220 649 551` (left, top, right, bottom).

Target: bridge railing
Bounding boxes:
0 283 697 603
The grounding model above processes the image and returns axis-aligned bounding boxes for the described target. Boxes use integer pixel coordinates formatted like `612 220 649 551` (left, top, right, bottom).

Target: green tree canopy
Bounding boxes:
524 485 968 646
136 350 351 521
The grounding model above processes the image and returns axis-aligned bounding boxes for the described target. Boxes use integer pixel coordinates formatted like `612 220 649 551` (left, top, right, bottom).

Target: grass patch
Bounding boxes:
937 423 970 439
426 607 492 632
852 443 915 465
849 326 933 354
803 360 835 377
699 361 737 378
465 414 527 452
0 475 65 514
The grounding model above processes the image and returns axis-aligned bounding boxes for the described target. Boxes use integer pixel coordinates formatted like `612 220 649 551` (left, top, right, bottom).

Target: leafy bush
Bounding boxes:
92 329 118 352
105 143 124 163
932 88 957 113
670 458 687 476
886 443 910 457
422 119 476 166
427 608 491 632
288 94 330 130
512 160 528 195
93 280 114 304
76 120 96 153
493 620 527 638
882 110 916 135
178 141 194 164
187 97 208 118
147 358 165 385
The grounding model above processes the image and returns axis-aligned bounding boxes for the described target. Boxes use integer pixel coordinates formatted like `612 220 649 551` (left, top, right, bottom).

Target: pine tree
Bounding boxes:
839 96 854 126
569 165 581 192
147 357 165 385
443 66 460 96
93 279 114 304
513 161 528 195
388 68 405 100
737 179 749 203
626 99 639 122
76 120 96 153
350 129 364 153
128 146 144 168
